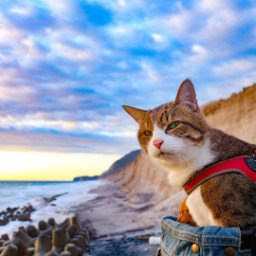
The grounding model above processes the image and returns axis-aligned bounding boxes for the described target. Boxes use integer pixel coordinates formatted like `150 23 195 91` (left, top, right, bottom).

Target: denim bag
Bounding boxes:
157 216 253 256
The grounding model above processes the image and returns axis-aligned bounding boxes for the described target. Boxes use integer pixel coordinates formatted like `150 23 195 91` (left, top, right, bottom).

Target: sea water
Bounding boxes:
0 180 103 235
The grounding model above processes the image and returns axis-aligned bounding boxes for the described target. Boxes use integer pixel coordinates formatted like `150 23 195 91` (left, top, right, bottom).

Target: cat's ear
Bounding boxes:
175 79 199 111
122 105 146 123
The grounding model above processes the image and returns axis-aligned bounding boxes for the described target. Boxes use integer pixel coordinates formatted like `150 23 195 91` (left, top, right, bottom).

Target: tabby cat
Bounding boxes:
123 79 256 229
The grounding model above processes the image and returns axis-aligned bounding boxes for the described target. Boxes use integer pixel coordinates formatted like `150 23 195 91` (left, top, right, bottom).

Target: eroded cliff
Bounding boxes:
201 83 256 144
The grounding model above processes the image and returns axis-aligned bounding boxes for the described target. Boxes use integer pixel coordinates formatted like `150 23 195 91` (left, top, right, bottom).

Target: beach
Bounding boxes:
0 180 102 236
75 181 161 255
0 180 161 255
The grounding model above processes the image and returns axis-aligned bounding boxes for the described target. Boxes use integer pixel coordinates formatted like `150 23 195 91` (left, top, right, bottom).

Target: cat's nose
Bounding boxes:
153 139 164 149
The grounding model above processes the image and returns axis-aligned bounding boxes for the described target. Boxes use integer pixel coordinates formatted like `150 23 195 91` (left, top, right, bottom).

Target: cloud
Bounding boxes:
151 33 166 43
41 0 74 16
0 14 23 43
0 0 256 155
198 0 228 12
54 43 94 62
0 128 139 154
213 59 256 77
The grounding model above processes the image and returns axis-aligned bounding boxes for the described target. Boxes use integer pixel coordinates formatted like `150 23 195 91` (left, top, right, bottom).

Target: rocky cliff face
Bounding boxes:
103 83 256 214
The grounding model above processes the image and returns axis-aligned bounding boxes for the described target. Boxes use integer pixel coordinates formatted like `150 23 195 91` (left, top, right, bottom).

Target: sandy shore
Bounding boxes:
0 180 167 255
73 181 161 255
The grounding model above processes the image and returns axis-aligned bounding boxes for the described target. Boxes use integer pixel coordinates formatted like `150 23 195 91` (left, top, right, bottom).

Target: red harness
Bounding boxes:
183 156 256 195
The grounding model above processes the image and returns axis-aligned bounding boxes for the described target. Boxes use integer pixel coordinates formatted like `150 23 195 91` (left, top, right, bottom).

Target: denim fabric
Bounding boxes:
158 216 252 256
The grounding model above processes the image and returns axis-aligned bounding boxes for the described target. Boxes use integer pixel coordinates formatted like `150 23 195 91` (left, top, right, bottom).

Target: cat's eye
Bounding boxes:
144 130 152 136
167 121 180 131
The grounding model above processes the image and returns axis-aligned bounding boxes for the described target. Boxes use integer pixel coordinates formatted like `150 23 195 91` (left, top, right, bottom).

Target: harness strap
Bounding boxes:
183 156 256 195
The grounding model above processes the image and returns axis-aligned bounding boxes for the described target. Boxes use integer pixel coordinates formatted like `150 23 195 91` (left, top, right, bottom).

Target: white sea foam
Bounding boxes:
0 180 104 236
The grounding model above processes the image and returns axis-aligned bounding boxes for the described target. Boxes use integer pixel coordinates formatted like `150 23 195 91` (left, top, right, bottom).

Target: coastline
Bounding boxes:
0 180 103 236
0 180 162 255
73 181 161 255
74 181 160 235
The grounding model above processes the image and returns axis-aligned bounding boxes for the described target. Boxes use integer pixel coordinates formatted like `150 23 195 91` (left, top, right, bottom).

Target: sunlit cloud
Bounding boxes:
0 0 255 159
213 59 256 77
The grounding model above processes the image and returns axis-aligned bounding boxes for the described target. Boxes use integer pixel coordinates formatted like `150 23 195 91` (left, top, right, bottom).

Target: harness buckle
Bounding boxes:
244 155 256 172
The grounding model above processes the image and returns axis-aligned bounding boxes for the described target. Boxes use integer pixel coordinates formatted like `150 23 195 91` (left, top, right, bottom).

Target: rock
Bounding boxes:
75 235 86 247
17 213 31 221
52 229 67 253
34 234 52 256
70 238 80 248
64 243 77 256
0 244 18 256
0 205 35 227
48 218 56 227
69 239 83 255
13 230 34 248
0 219 9 226
3 240 11 247
27 247 34 256
18 227 25 232
76 247 83 256
73 175 99 182
82 225 93 240
38 220 48 231
43 193 68 205
58 218 70 230
0 215 91 256
84 230 91 241
0 235 9 241
67 225 77 239
41 227 54 238
70 216 80 230
11 238 27 256
60 251 71 256
45 250 59 256
26 225 39 238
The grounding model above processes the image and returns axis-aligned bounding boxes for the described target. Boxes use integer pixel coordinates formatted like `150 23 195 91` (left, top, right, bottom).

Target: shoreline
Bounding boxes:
0 180 103 236
75 181 161 235
0 180 162 255
73 181 161 255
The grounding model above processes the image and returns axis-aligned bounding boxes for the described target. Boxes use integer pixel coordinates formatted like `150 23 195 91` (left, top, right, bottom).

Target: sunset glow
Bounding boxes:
0 151 121 181
0 1 255 180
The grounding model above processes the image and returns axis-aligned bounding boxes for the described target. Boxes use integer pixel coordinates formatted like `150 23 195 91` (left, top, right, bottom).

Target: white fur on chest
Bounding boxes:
186 186 219 226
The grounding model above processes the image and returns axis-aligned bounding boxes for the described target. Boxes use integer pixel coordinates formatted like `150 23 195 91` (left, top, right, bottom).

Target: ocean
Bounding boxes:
0 180 103 235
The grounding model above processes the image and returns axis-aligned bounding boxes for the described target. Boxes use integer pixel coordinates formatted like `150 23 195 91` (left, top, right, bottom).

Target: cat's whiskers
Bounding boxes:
123 79 256 228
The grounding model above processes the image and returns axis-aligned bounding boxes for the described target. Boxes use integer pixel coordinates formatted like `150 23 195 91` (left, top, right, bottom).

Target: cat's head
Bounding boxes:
123 79 211 172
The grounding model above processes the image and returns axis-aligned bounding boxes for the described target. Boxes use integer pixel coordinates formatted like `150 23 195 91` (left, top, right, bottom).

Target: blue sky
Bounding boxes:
0 0 256 156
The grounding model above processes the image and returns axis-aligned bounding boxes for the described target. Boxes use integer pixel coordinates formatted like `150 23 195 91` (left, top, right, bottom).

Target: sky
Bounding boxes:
0 0 256 180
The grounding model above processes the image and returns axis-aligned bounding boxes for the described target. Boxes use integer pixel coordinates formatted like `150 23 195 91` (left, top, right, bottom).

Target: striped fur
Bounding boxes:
123 79 256 228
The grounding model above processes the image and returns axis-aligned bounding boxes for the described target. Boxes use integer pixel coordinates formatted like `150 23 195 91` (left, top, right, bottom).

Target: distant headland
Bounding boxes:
73 175 99 182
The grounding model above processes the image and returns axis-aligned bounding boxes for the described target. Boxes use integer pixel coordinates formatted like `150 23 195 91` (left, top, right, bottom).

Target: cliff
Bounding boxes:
105 151 180 202
101 150 140 178
201 83 256 144
103 83 256 215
